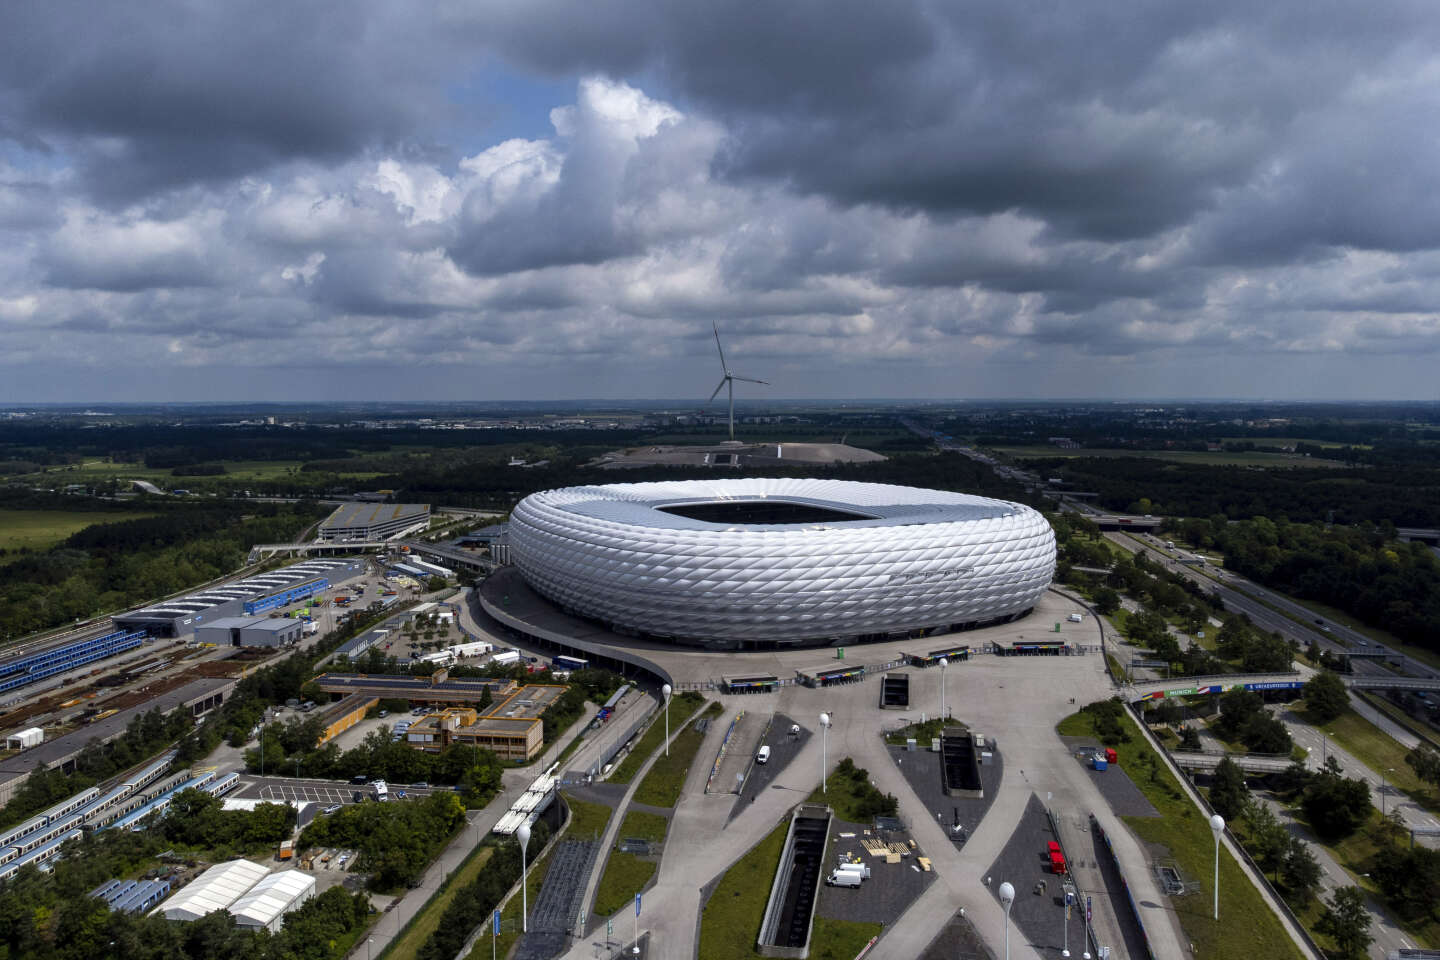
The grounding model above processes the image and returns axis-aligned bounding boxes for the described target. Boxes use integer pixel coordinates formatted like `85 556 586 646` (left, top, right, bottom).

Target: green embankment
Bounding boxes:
1056 707 1305 960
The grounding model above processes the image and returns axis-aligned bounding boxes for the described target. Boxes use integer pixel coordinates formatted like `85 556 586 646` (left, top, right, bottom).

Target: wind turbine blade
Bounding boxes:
713 322 728 374
709 377 729 402
731 376 768 385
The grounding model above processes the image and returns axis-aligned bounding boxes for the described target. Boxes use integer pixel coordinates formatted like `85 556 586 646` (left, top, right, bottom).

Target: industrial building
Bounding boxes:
312 670 517 706
153 858 270 922
228 870 315 932
316 694 378 746
115 559 362 638
403 684 564 762
5 727 42 750
318 502 430 541
193 616 304 648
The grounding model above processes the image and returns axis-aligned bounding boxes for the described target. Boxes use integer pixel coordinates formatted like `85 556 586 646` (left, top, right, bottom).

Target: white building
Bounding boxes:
228 870 316 933
154 859 270 922
5 727 43 750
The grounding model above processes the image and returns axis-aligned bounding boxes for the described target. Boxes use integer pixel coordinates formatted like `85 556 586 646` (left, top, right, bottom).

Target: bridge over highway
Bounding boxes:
1169 752 1297 774
247 539 496 573
1128 671 1440 702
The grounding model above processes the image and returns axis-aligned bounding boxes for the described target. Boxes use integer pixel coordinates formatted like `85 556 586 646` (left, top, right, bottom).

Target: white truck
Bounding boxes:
371 780 389 801
826 870 862 888
491 650 521 666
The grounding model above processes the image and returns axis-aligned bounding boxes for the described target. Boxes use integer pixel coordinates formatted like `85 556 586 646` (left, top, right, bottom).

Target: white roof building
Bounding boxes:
154 859 270 922
229 870 316 932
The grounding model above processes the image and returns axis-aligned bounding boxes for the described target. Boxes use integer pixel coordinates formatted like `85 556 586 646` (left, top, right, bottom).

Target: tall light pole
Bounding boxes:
661 684 672 757
938 658 948 722
1063 890 1072 957
518 822 531 933
1383 768 1394 817
998 881 1015 960
819 713 831 793
1209 813 1225 920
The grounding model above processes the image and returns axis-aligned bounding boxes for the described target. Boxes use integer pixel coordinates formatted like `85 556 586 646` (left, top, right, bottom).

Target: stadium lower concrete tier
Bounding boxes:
474 567 1093 690
509 478 1056 649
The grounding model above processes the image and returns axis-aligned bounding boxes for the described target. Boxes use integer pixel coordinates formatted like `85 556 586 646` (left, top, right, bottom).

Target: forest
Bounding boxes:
0 502 327 640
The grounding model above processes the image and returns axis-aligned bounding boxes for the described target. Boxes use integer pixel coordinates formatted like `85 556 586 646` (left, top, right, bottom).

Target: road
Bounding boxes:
1280 709 1440 845
1258 795 1419 960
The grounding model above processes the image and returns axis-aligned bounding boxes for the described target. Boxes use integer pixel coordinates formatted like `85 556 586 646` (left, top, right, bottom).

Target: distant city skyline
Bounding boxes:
3 2 1440 401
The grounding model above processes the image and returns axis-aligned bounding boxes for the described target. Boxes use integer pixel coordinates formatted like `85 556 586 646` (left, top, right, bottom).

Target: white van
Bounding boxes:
756 745 771 764
835 862 871 879
1067 613 1084 623
826 870 862 888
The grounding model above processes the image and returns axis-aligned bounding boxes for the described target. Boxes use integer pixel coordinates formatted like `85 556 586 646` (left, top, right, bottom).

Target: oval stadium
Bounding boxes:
508 478 1056 649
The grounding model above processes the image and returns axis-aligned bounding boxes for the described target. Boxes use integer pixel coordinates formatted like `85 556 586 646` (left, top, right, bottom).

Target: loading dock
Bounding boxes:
880 673 909 709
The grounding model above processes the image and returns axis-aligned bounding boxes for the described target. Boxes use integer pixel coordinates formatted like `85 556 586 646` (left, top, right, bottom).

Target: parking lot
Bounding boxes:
236 775 442 807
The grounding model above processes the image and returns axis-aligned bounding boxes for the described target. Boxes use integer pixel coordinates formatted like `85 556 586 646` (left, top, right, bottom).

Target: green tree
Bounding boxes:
1091 587 1120 616
1317 886 1373 958
1209 756 1249 820
1279 836 1322 901
1240 800 1290 877
1302 771 1371 841
1304 670 1348 723
1406 743 1440 799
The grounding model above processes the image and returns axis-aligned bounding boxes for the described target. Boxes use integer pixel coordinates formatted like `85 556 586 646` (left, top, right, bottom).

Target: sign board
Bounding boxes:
635 893 642 916
493 910 501 935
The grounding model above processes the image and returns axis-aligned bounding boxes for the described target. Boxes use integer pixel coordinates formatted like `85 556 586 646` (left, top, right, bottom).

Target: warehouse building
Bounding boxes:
228 870 315 933
154 859 270 922
316 694 378 746
318 503 431 542
116 559 362 638
193 617 303 649
312 670 517 707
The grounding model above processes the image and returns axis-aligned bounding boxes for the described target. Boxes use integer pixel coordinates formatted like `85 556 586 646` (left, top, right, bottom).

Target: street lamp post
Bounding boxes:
938 658 948 722
819 713 831 793
1383 768 1395 816
998 881 1015 960
1063 890 1072 957
367 938 373 960
1210 813 1225 920
661 684 672 757
518 822 531 933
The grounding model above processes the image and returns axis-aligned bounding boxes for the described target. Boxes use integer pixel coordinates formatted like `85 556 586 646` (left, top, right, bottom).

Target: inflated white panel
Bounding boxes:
509 479 1055 646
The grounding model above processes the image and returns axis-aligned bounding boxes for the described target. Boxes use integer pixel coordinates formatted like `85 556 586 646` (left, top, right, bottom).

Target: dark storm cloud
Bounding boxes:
0 1 451 202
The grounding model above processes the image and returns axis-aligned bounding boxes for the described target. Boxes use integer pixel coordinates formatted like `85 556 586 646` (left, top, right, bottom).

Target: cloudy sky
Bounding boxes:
3 0 1440 402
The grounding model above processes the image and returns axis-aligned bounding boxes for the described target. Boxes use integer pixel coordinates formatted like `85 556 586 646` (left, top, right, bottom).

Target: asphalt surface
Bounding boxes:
917 912 998 960
1058 738 1159 819
886 741 1003 843
815 816 937 925
728 713 810 821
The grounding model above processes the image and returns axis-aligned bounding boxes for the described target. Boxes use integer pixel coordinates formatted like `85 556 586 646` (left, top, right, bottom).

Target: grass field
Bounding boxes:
1310 707 1439 812
805 761 895 824
992 445 1349 468
379 846 494 960
633 723 708 807
1057 706 1305 960
593 809 670 918
0 509 158 553
563 792 614 842
609 695 706 784
1355 691 1440 753
698 818 881 960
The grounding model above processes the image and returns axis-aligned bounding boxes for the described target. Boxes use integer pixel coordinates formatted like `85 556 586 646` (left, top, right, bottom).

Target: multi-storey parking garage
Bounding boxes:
509 479 1055 649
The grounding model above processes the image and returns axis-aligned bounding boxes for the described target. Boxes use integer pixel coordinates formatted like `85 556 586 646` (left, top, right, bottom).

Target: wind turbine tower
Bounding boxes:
709 323 769 442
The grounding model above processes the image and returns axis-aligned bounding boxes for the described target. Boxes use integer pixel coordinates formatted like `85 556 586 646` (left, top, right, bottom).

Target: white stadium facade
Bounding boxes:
508 478 1056 649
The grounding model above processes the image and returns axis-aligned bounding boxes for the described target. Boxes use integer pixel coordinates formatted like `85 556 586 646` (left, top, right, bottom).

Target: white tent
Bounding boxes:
5 727 42 750
229 870 316 933
154 859 270 922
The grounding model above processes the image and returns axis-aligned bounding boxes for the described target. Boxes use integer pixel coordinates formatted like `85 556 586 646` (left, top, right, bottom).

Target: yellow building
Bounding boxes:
316 694 378 746
403 684 565 762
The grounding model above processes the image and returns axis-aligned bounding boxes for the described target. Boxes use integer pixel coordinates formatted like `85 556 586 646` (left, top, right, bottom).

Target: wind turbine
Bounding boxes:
708 322 768 441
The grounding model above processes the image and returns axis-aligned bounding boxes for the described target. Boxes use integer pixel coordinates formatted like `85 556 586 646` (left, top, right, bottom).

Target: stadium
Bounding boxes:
508 478 1056 649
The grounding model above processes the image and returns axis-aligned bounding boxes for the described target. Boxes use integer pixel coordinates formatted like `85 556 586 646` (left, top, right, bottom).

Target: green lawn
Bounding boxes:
698 819 880 960
1058 706 1305 960
468 844 555 960
1312 707 1439 812
0 509 157 553
1354 691 1440 753
593 810 669 916
805 761 895 824
633 724 707 807
379 846 493 960
608 694 706 784
563 792 613 842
